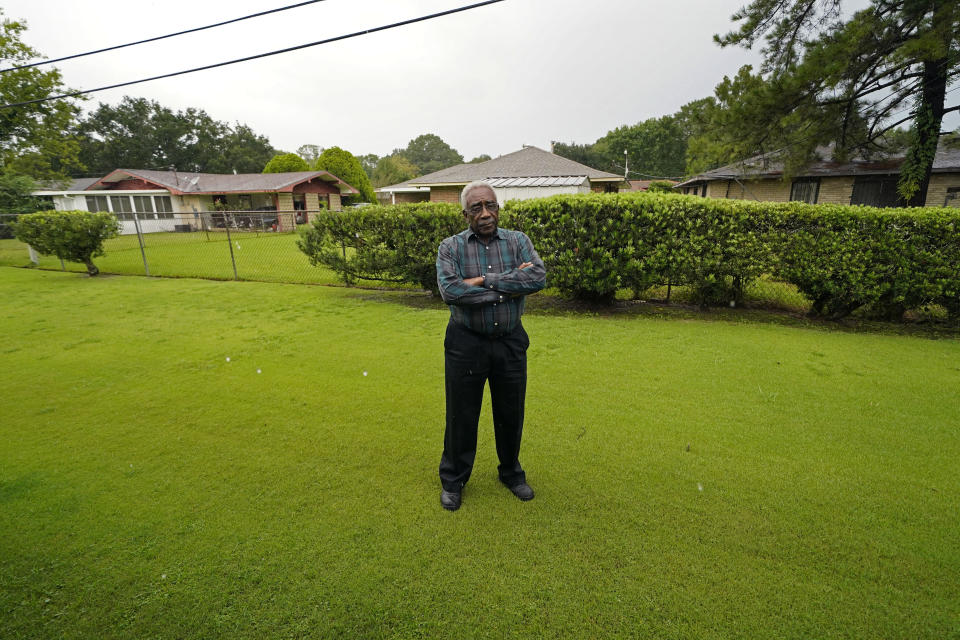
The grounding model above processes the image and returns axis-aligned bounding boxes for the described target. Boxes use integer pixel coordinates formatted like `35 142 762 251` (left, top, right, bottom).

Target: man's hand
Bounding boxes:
517 262 533 270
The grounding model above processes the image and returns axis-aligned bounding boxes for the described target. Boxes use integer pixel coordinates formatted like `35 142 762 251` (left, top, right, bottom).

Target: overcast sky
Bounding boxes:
6 0 775 161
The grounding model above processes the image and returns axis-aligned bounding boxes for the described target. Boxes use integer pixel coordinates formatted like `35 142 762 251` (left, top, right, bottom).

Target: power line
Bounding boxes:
0 0 506 109
0 0 328 74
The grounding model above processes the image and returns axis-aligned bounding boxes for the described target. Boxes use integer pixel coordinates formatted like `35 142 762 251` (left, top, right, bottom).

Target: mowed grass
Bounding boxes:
1 268 958 639
0 231 343 285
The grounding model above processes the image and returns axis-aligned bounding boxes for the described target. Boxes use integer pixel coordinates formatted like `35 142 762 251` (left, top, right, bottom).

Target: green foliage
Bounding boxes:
79 96 276 175
262 152 310 173
509 193 777 305
774 203 960 320
372 154 419 188
0 10 84 180
396 134 463 175
645 180 676 193
0 172 40 213
468 154 492 163
595 116 687 178
298 193 960 318
12 210 120 275
710 0 960 203
295 144 323 165
314 147 376 203
357 153 379 179
298 203 462 292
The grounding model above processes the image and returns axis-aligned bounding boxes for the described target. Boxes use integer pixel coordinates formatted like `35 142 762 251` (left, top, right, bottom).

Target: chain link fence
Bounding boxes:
0 210 345 285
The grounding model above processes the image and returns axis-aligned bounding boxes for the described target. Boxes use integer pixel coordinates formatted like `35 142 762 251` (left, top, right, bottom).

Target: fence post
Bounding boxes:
132 214 151 276
224 215 239 280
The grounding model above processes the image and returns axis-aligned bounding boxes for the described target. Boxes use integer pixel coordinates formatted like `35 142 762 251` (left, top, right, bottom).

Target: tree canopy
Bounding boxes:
553 108 704 180
78 97 276 176
314 147 376 203
0 11 84 181
371 154 419 188
705 0 959 204
263 153 310 173
396 134 463 174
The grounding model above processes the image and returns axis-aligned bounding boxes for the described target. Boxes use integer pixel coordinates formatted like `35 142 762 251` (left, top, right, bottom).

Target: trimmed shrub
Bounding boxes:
298 202 462 293
12 210 120 276
508 192 778 306
774 204 960 320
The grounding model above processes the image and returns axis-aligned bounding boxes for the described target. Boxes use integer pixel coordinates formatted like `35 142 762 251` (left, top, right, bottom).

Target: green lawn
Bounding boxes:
0 230 343 285
1 267 958 638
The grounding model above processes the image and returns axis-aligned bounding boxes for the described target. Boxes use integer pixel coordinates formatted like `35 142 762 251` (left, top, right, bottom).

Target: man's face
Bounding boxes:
463 185 499 238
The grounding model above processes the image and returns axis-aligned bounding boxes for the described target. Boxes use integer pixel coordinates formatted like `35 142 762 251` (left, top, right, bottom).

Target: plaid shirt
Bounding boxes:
437 227 546 335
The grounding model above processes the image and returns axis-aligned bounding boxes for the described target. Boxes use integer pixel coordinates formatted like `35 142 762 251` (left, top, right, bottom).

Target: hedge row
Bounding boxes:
297 194 960 320
298 202 464 293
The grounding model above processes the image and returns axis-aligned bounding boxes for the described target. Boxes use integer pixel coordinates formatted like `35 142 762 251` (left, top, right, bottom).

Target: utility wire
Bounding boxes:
0 0 506 109
0 0 328 74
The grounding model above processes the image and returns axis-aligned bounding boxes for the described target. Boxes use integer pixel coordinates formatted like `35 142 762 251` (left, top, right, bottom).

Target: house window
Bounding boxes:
154 196 173 215
945 187 960 208
86 195 109 212
790 178 820 204
133 195 154 214
110 195 134 220
851 176 902 207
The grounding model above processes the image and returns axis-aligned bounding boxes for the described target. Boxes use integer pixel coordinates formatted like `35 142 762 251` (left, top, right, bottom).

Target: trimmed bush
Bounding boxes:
296 193 960 321
12 210 121 276
774 204 960 320
298 203 462 293
509 192 778 306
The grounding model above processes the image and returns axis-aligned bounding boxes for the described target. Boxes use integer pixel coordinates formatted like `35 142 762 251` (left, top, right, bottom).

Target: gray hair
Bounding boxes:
460 180 498 210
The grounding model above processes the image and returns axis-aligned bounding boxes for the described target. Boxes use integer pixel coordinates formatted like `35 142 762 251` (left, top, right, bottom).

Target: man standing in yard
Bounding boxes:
435 180 546 511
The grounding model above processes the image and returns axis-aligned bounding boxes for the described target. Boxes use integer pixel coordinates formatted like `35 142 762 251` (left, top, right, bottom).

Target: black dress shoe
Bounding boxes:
440 489 461 511
507 482 534 501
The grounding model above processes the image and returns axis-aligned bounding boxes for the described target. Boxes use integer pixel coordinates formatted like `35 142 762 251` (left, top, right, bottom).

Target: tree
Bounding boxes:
594 116 687 179
296 144 324 165
357 153 379 179
0 172 40 214
371 154 419 187
12 210 120 275
468 154 492 164
263 152 310 173
314 147 376 202
711 0 959 204
398 134 463 174
551 141 607 169
79 97 276 175
0 11 84 180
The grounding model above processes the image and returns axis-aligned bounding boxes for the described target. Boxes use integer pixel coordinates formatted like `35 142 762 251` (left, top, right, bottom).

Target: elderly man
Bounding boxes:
435 180 546 511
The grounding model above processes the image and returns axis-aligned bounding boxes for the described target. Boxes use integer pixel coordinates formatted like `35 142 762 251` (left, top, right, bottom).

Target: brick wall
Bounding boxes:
925 173 960 207
817 177 853 205
709 179 791 201
394 192 430 204
329 193 341 211
277 193 294 211
430 186 462 204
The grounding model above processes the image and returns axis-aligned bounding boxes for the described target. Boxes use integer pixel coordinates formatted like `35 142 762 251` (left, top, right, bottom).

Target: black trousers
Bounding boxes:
439 320 529 492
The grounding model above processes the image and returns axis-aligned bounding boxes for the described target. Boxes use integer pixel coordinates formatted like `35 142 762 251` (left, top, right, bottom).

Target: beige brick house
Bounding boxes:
376 145 626 205
676 137 960 208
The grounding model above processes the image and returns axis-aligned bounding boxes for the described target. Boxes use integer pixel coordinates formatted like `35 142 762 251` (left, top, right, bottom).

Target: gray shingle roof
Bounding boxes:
89 169 358 194
408 146 624 185
678 136 960 187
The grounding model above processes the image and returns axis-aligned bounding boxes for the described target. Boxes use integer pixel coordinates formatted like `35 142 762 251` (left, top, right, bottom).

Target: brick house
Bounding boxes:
376 145 626 205
675 137 960 208
34 169 359 233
